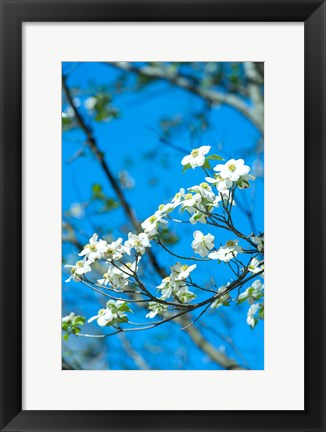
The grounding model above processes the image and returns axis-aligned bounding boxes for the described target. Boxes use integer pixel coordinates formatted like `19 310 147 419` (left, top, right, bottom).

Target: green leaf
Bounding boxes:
74 316 85 325
202 160 212 170
63 333 69 341
182 163 192 173
117 304 131 313
206 154 223 161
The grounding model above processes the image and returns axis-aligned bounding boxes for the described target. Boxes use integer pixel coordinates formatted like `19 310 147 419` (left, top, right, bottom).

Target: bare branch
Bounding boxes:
105 61 263 132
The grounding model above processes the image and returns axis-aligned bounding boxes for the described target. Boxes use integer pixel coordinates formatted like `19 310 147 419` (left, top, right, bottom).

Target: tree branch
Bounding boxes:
105 61 263 132
62 77 248 370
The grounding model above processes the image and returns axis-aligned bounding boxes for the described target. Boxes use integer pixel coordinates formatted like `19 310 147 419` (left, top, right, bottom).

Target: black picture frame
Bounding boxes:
0 0 325 431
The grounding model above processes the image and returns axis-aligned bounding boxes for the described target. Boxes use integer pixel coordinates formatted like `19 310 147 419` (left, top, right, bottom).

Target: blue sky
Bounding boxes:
62 62 264 370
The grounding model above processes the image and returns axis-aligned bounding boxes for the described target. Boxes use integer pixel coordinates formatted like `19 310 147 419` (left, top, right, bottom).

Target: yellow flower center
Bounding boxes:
149 215 157 223
200 182 209 189
89 244 97 252
226 240 236 247
228 164 236 172
191 149 199 157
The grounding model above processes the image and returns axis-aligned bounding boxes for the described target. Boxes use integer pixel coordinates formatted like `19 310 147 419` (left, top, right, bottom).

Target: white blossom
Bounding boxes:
238 280 264 305
62 312 75 323
191 230 215 257
171 188 186 207
205 174 233 192
104 238 129 261
181 145 211 168
88 300 130 327
189 211 207 225
208 240 243 262
141 211 168 236
171 262 196 281
97 264 129 291
175 286 196 303
157 202 175 215
188 182 215 202
247 303 260 328
65 259 92 282
211 285 230 308
252 235 264 252
125 232 151 255
248 258 264 275
181 193 208 224
146 302 168 319
214 158 250 182
78 233 108 262
157 277 173 300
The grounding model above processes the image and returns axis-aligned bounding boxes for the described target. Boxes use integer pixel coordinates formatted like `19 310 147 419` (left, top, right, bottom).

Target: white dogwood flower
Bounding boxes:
191 230 215 257
248 258 264 275
208 240 243 262
103 238 129 261
141 211 167 236
157 277 173 300
188 182 215 202
238 280 264 305
97 264 129 291
247 303 260 328
214 158 250 182
181 145 211 168
252 235 264 252
125 232 151 255
62 312 75 323
181 192 202 210
171 262 197 281
78 233 108 262
189 210 207 225
205 174 233 192
146 302 168 319
88 300 130 327
175 286 196 303
65 259 92 282
211 285 230 308
172 188 186 207
157 202 175 215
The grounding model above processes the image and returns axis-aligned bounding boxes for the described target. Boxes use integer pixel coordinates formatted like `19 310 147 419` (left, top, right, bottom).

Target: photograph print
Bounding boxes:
62 62 264 370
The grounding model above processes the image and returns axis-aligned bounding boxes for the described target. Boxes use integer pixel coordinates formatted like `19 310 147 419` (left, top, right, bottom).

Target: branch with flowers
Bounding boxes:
63 146 264 340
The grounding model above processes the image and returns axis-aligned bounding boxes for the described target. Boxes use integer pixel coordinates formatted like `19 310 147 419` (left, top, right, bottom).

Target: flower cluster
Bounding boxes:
155 262 197 307
252 234 264 252
88 300 132 327
62 313 85 340
146 302 168 319
237 278 264 328
63 145 264 334
191 230 215 257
